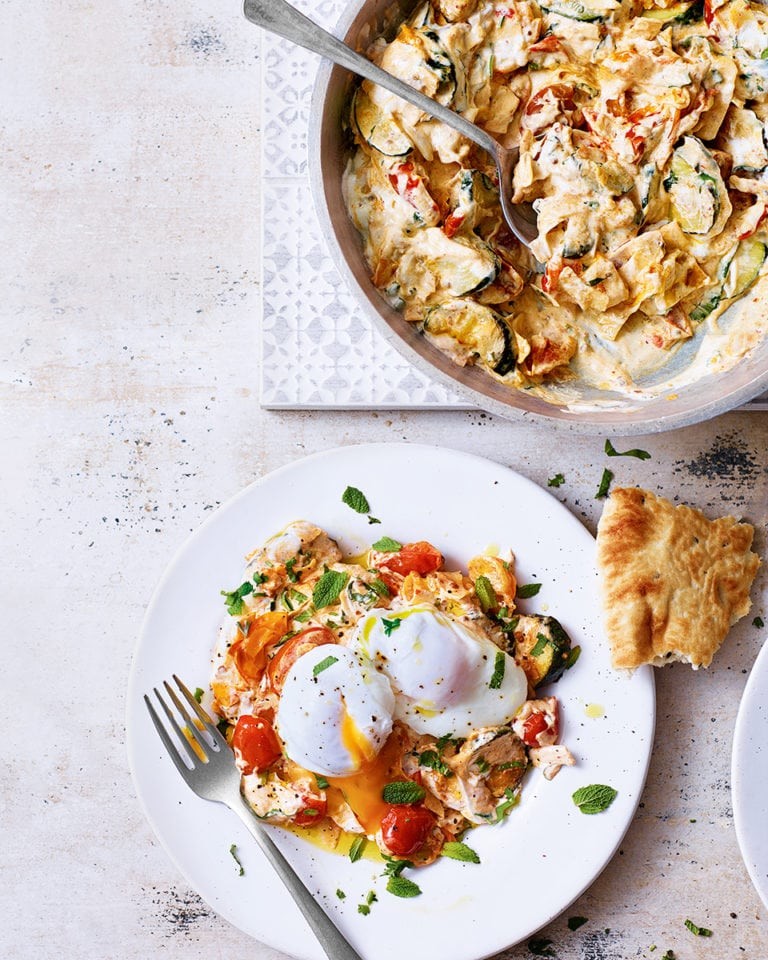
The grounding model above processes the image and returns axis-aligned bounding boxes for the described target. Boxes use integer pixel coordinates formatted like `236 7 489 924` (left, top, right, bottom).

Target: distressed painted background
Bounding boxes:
3 0 768 958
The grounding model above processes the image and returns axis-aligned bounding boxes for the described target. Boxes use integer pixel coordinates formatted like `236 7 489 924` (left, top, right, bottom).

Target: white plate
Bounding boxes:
732 637 768 910
127 442 655 960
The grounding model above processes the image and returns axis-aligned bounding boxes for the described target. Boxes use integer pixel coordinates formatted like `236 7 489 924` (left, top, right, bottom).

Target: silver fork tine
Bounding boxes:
154 685 207 763
144 693 195 777
173 675 228 748
163 680 212 755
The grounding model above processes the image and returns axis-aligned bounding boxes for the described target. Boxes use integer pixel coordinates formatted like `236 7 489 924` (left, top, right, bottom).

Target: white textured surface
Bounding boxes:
3 1 768 959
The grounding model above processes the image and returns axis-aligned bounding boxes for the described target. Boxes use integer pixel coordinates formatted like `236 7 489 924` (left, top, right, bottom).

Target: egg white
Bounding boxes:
275 644 395 777
350 605 528 737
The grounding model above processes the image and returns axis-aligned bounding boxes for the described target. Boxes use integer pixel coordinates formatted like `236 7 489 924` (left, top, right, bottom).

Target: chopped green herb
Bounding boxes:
312 655 339 677
315 774 329 789
372 536 402 552
349 836 367 863
386 875 422 898
193 687 204 703
229 843 244 876
588 276 607 286
474 575 498 613
531 633 550 657
753 616 765 628
382 855 412 878
284 557 299 582
252 572 268 585
527 937 555 956
684 919 712 937
762 47 768 57
294 607 313 623
595 468 614 499
474 756 490 773
517 582 542 599
548 473 565 487
489 650 506 689
436 733 455 751
604 438 651 460
382 780 426 804
357 889 377 914
342 486 372 514
441 841 480 864
485 786 519 824
336 888 346 900
572 784 618 815
368 516 381 525
568 916 588 931
221 581 254 616
382 617 402 637
564 645 582 670
369 577 391 598
312 569 349 609
358 903 371 916
418 749 452 777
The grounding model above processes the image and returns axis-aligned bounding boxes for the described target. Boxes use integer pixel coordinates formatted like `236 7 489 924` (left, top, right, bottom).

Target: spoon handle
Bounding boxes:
243 0 499 157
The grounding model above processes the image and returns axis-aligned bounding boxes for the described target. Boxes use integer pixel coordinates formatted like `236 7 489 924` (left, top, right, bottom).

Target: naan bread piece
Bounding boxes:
597 487 760 670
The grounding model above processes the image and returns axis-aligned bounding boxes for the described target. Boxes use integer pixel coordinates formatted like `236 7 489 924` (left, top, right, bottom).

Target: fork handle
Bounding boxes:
234 799 366 960
242 0 498 158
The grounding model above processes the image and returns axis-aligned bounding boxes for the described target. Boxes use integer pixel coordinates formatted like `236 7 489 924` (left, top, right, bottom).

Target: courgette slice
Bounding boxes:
716 106 768 173
353 87 412 158
722 237 768 299
510 615 572 688
434 234 499 294
423 299 515 375
664 138 728 237
540 0 605 20
637 163 660 224
641 0 702 22
689 289 721 323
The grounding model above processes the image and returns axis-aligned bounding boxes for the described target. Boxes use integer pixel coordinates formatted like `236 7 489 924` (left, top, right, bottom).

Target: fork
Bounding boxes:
145 675 365 960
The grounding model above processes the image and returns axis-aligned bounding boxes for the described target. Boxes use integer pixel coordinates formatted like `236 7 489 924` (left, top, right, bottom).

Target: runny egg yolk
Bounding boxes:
328 733 404 835
340 699 377 768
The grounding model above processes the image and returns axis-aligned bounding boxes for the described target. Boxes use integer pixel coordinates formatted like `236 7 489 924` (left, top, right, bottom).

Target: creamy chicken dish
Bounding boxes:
209 522 575 874
342 0 768 398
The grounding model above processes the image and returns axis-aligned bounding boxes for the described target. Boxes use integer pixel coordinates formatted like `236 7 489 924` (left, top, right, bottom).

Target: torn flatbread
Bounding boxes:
597 487 760 670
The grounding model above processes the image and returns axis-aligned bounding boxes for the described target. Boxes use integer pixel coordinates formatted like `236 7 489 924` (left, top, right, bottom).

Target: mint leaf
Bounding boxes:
229 843 244 876
572 784 618 814
386 875 421 898
312 655 338 677
489 650 506 689
684 919 712 937
221 580 254 616
336 888 346 899
474 575 498 613
382 617 401 637
441 841 480 864
595 468 613 499
315 774 329 789
547 473 565 487
372 536 402 552
312 569 349 609
604 438 651 460
418 749 452 778
342 486 371 514
568 916 588 931
531 633 550 657
349 836 367 862
369 578 391 598
517 582 541 599
382 780 425 804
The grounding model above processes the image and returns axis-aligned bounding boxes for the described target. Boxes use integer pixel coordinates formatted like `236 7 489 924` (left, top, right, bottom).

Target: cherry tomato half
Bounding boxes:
521 708 559 747
231 611 290 683
378 542 443 577
380 804 435 858
267 626 335 693
231 714 282 774
293 795 328 826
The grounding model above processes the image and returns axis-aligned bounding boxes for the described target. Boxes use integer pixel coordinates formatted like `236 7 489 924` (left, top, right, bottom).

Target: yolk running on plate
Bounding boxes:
328 733 404 835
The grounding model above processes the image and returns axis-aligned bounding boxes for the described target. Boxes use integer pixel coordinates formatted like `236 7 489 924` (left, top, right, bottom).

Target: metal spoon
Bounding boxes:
243 0 538 249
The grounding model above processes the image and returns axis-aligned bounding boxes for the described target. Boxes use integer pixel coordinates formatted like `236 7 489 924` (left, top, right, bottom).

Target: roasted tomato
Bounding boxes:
232 715 282 774
380 805 436 857
378 542 443 577
230 611 291 683
293 795 328 826
267 626 335 693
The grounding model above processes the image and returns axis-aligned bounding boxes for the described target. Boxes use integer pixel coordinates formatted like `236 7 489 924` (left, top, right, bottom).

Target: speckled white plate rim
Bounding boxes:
126 441 656 960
